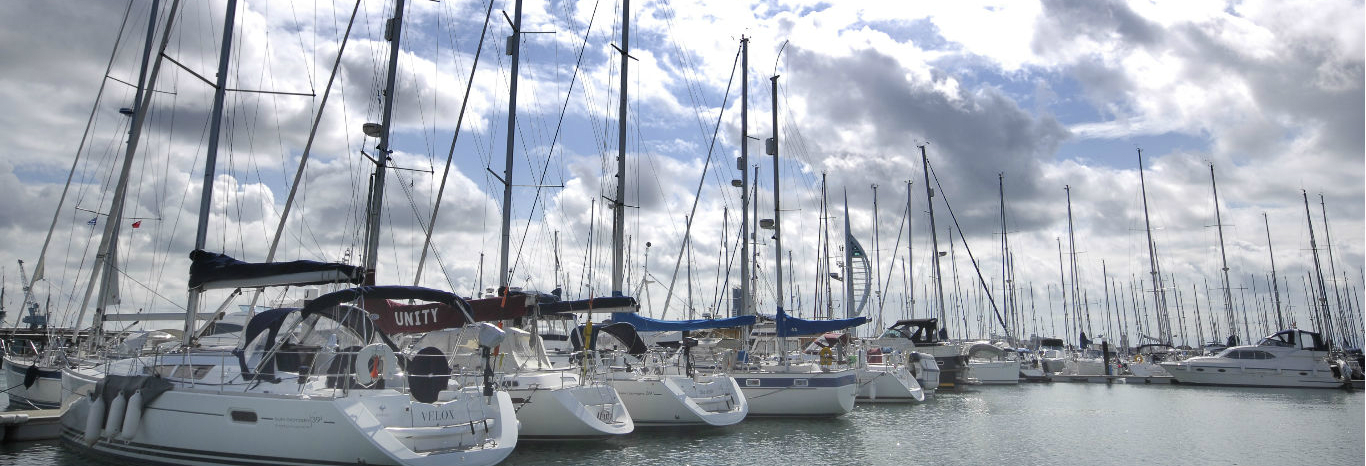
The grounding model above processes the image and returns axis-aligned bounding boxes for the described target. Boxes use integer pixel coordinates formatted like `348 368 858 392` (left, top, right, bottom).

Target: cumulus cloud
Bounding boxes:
0 0 1359 346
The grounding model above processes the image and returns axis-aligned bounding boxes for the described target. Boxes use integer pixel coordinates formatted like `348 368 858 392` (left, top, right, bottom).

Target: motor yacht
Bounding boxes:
1160 329 1350 388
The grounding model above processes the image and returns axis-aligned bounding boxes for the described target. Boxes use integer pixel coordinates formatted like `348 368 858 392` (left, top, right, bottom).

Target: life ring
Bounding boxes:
1133 354 1144 363
353 343 398 387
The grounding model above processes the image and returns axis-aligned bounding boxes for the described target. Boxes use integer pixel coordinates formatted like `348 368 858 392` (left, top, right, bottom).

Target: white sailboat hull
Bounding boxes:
857 364 924 403
968 360 1021 385
611 374 747 426
505 375 633 440
736 369 858 416
3 356 63 409
60 387 518 466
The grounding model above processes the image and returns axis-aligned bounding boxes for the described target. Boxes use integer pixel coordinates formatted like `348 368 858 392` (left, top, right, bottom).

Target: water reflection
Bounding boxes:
6 383 1360 465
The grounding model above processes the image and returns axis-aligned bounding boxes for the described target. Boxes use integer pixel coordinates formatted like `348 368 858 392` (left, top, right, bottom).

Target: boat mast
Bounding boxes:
842 190 853 320
76 0 176 345
998 175 1012 342
1056 237 1070 347
1302 190 1335 349
770 73 782 316
610 0 630 296
1137 148 1171 345
359 0 408 288
1209 164 1238 345
1065 185 1087 342
1262 213 1284 330
919 145 946 328
905 180 914 321
822 174 832 319
738 36 750 316
871 184 880 331
29 1 140 294
497 0 525 291
1319 195 1346 344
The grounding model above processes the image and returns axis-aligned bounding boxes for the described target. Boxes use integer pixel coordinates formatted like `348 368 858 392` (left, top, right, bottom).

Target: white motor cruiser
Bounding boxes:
61 286 519 466
1160 329 1350 388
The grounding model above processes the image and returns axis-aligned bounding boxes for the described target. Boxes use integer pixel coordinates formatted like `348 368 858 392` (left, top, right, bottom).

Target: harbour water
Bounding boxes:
4 383 1360 465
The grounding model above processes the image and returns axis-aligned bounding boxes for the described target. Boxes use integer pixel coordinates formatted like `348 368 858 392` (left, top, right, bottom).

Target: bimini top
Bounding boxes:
609 312 756 333
189 249 364 290
571 322 649 355
241 286 475 349
775 308 867 338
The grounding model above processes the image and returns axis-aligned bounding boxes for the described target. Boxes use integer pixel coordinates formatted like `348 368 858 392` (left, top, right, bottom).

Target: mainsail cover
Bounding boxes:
609 312 755 332
539 296 638 315
775 308 867 338
188 250 363 290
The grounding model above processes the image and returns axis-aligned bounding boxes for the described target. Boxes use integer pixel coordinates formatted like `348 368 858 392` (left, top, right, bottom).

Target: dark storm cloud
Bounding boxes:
783 46 1070 240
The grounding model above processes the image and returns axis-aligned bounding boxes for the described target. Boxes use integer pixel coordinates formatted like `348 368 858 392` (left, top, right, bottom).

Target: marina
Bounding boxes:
0 0 1363 464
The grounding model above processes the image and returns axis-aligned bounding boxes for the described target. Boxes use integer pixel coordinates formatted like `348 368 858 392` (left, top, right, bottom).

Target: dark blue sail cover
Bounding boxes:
188 250 363 290
609 312 756 332
774 308 867 338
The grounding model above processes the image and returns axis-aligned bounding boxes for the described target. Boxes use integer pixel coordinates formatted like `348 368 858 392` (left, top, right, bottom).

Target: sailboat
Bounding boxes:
59 1 519 464
2 0 171 410
728 38 862 417
871 146 974 390
582 312 751 426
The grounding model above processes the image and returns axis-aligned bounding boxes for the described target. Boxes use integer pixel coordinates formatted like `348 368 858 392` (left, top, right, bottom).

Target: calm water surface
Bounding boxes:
4 383 1361 465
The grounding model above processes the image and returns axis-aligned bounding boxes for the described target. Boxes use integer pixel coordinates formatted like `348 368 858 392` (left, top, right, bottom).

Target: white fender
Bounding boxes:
353 343 398 387
103 392 127 438
82 394 105 446
117 390 144 440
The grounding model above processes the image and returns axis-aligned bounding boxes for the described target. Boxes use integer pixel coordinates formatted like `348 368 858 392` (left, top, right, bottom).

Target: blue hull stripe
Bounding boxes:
736 374 856 388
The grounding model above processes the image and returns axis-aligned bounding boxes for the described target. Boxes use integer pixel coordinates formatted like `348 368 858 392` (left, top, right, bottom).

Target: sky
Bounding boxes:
0 0 1361 346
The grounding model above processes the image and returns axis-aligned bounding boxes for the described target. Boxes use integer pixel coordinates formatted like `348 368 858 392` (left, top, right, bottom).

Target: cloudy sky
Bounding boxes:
0 0 1361 345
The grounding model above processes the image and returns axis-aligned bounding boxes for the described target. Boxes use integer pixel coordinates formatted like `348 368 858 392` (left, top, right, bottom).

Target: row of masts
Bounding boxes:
10 2 1361 356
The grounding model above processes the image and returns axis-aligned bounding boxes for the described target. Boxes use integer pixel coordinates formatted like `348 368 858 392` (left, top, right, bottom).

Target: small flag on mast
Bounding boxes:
132 220 141 228
87 218 97 226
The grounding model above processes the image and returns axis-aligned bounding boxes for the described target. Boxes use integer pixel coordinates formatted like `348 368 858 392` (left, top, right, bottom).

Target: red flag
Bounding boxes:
132 220 141 228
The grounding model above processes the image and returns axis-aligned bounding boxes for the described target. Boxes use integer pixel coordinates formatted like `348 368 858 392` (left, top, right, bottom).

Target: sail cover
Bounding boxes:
539 296 638 315
188 250 363 290
775 308 867 338
609 312 755 332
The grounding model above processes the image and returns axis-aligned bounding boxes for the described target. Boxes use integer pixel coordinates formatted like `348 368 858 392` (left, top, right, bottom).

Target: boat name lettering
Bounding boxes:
420 409 460 423
395 308 443 327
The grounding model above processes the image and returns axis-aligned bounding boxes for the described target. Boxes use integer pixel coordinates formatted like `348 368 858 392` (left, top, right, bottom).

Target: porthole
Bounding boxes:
1217 369 1226 372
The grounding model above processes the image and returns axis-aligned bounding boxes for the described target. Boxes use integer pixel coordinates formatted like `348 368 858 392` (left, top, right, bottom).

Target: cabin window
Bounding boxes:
794 379 809 387
745 379 760 387
230 410 257 423
153 364 216 380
